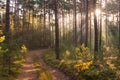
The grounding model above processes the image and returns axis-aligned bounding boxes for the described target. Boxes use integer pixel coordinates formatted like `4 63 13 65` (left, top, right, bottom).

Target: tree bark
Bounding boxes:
54 0 60 59
84 0 88 47
93 0 99 60
80 2 83 45
73 0 77 46
62 10 65 39
118 0 120 54
99 0 102 51
5 0 10 33
5 0 10 74
90 12 92 51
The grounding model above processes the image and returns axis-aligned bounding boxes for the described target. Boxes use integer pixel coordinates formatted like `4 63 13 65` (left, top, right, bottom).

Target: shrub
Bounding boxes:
0 30 27 79
43 44 117 80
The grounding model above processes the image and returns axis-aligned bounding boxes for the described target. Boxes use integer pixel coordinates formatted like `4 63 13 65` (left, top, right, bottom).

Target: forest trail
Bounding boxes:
16 49 70 80
16 50 38 80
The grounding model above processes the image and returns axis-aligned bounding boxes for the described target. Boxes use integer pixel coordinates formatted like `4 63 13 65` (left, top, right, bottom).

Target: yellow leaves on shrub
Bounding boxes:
103 45 110 52
13 59 25 64
81 44 90 52
0 31 5 42
81 44 85 50
20 45 27 53
107 60 116 70
66 50 70 56
60 59 65 63
106 47 110 52
75 47 80 53
0 36 5 43
39 71 56 80
63 50 70 60
75 61 93 71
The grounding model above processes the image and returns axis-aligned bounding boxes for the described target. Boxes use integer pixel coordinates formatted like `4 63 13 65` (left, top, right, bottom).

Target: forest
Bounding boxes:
0 0 120 80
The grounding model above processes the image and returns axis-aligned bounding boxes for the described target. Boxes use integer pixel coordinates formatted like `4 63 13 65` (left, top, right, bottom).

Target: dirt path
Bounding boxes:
16 49 70 80
16 51 38 80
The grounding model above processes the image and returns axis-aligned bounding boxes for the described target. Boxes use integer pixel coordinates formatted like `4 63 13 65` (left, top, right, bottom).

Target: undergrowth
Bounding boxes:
43 44 119 80
0 30 27 80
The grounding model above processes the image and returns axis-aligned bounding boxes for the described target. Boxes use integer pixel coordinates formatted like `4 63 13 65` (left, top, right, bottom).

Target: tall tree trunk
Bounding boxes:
5 0 10 33
43 0 46 46
105 16 108 46
84 0 88 47
14 0 18 29
62 10 65 40
99 0 103 61
105 0 108 46
54 0 60 59
22 2 25 32
90 12 92 51
5 0 10 74
99 0 102 51
73 0 77 46
93 0 99 60
48 8 52 47
118 0 120 54
80 2 83 45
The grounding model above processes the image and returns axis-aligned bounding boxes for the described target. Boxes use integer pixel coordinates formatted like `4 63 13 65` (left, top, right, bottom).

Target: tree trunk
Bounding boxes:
5 0 10 74
99 0 102 51
22 2 25 32
80 2 83 45
54 0 60 59
105 16 108 46
43 0 46 46
5 0 10 33
118 0 120 54
73 0 77 46
48 8 52 47
105 0 108 46
62 10 65 40
90 12 92 51
84 0 88 47
93 0 99 60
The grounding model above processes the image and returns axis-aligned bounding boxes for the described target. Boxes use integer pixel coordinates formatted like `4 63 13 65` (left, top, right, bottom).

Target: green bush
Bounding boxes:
0 32 27 79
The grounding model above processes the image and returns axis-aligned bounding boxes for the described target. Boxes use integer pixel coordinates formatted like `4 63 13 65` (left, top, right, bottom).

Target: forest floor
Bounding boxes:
16 49 70 80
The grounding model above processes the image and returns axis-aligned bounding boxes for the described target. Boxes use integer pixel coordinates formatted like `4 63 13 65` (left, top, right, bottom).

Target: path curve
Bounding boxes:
16 49 70 80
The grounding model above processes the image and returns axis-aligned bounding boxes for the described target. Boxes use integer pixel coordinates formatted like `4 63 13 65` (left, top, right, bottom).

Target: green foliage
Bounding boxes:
81 65 116 80
103 45 119 57
61 44 93 61
43 44 117 80
0 31 27 79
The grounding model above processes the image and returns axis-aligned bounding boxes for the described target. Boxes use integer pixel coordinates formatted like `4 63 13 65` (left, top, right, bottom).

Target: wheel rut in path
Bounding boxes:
16 49 70 80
